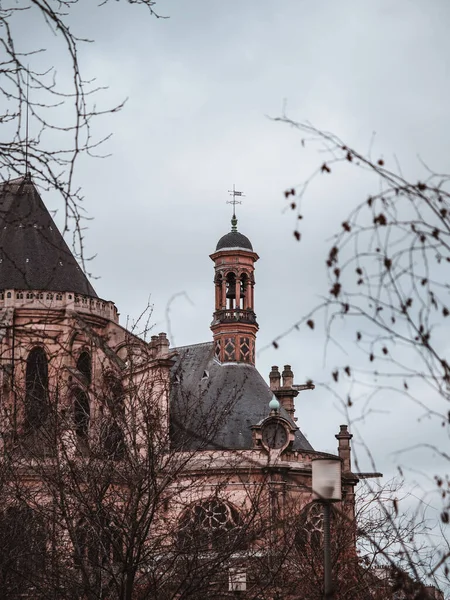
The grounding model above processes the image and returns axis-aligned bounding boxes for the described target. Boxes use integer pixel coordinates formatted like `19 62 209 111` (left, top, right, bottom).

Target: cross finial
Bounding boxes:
227 185 244 232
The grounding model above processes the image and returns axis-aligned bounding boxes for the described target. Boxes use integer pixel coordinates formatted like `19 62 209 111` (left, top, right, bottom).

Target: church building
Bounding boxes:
0 174 361 599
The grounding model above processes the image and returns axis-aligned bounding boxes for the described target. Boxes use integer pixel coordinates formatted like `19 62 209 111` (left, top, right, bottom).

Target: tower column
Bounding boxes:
221 278 226 310
235 275 241 309
243 278 248 310
215 281 220 310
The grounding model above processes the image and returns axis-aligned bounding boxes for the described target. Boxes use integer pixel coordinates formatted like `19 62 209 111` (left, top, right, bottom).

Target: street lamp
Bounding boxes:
312 457 342 600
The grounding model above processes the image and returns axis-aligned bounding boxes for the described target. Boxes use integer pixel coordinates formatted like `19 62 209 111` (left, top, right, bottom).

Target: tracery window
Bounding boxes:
25 346 49 429
178 499 244 553
295 502 326 552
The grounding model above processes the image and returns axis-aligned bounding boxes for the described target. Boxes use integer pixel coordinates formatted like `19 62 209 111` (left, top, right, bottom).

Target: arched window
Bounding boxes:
73 388 90 439
100 420 125 460
25 347 49 429
101 373 125 459
77 351 91 385
295 502 327 553
178 499 244 553
103 372 124 416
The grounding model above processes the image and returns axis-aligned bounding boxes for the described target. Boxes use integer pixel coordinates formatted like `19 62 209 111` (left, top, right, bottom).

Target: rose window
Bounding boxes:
178 500 243 551
195 501 236 530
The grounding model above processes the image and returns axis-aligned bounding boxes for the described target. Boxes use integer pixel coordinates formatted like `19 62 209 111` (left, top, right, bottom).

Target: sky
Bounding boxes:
8 0 450 531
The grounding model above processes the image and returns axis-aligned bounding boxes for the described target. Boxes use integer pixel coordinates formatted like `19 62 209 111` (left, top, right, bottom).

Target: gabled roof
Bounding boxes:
170 342 313 451
0 175 97 296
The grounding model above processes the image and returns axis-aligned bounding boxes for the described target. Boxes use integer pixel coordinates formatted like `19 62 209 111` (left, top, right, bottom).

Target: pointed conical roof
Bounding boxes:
0 175 97 296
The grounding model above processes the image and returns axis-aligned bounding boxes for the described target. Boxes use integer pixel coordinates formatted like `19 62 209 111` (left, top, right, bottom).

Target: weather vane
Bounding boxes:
227 185 245 231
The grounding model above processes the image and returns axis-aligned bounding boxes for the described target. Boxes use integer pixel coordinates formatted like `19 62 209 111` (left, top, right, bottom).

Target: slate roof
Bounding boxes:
0 176 97 296
170 341 313 451
216 230 253 251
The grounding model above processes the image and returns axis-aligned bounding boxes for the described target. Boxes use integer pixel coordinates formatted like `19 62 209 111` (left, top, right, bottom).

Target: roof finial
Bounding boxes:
25 66 30 178
227 185 244 232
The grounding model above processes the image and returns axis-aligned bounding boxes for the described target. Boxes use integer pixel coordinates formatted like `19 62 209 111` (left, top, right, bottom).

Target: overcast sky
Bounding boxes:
11 0 450 518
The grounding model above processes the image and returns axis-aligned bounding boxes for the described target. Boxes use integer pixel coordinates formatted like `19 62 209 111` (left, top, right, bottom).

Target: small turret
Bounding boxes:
210 209 259 365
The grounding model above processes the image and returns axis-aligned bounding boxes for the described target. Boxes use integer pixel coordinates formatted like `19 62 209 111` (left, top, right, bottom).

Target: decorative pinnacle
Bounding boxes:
227 185 244 231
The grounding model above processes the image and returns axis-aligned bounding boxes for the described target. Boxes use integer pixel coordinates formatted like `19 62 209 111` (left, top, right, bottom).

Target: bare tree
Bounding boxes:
270 118 450 595
1 305 442 599
0 309 268 599
0 0 162 266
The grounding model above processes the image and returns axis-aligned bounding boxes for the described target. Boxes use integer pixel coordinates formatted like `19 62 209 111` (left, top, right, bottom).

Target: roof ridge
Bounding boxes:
172 341 213 351
0 174 30 187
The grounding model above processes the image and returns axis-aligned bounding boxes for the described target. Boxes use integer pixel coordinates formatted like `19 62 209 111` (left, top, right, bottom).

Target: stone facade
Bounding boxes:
0 176 363 598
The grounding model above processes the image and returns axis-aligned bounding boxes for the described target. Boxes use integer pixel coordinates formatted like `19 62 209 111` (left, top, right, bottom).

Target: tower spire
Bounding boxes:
227 185 244 232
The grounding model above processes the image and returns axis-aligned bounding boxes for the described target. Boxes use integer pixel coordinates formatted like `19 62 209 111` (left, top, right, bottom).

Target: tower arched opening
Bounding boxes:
239 272 248 310
225 272 237 310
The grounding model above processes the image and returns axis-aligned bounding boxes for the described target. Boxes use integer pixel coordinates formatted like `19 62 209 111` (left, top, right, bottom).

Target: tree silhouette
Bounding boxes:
273 118 450 595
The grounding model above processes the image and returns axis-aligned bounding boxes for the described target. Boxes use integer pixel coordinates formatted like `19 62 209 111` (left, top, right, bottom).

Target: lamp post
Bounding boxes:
312 456 342 600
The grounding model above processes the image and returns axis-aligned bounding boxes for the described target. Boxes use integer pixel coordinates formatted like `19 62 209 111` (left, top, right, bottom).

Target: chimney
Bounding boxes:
271 364 298 421
157 332 170 358
149 335 159 359
336 424 353 473
269 365 281 390
282 365 294 388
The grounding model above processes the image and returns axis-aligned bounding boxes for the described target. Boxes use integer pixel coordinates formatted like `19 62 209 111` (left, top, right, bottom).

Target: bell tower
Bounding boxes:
210 195 259 365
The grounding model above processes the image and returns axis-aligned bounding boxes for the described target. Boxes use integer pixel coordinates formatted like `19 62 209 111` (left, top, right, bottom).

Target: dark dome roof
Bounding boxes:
216 230 253 251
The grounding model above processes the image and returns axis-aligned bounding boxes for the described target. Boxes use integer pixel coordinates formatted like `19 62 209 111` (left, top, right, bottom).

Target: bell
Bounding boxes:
226 274 236 299
226 284 236 299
